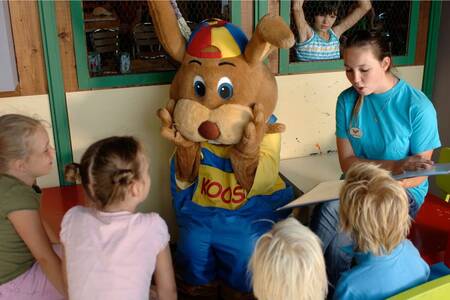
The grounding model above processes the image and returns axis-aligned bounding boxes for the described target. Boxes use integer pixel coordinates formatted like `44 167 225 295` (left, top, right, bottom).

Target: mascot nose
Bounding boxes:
198 121 221 140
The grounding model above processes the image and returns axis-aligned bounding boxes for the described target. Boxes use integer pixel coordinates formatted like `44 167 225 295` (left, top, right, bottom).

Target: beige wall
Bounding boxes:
0 66 424 233
276 66 423 158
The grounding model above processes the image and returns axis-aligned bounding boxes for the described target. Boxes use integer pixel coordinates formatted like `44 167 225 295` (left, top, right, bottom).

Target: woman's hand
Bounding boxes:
393 155 434 175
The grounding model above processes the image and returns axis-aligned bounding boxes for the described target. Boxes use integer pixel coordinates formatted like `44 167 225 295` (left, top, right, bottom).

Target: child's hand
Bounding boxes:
358 0 372 10
292 0 304 11
157 99 195 148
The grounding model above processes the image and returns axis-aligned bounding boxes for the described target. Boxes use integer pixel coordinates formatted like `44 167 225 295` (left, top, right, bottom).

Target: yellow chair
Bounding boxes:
387 275 450 299
436 147 450 202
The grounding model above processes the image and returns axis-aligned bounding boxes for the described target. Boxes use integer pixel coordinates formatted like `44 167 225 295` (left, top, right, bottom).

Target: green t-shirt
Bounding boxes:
0 174 41 284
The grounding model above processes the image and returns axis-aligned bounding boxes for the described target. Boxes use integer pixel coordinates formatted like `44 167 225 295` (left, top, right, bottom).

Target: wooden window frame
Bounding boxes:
70 0 242 89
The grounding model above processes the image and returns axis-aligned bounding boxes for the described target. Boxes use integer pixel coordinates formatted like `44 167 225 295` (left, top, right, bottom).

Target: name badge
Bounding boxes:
350 127 362 138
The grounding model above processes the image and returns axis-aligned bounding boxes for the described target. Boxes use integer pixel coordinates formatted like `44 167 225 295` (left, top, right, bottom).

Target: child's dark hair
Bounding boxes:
65 136 145 209
305 0 340 24
343 30 392 70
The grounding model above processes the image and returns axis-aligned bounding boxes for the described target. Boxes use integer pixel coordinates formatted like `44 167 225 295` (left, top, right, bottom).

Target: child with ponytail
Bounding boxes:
61 136 176 299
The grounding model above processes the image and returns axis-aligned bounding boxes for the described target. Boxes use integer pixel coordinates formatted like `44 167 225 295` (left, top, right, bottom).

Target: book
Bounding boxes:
393 163 450 180
277 180 343 210
278 163 450 211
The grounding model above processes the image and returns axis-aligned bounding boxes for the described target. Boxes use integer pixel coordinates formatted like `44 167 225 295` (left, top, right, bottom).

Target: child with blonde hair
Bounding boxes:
0 114 65 299
61 136 177 300
249 217 328 300
335 162 429 299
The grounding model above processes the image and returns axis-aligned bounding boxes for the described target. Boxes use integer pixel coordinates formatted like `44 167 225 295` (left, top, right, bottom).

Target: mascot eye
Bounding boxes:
217 77 233 100
193 75 206 97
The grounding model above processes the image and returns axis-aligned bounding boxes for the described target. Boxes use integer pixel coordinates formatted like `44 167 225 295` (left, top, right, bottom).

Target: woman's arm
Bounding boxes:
292 0 313 43
154 245 177 300
337 137 433 187
333 0 372 37
8 210 67 297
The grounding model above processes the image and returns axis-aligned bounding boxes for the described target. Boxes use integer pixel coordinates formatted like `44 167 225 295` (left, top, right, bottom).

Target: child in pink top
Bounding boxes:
60 136 177 300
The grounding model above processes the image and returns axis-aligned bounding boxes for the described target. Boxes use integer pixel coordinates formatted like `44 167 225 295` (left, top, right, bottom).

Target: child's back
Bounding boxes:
335 162 429 300
61 136 176 300
335 239 429 299
61 206 169 299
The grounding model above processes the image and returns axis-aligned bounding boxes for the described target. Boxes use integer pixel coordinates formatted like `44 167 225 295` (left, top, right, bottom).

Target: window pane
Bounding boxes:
82 1 231 78
290 0 411 63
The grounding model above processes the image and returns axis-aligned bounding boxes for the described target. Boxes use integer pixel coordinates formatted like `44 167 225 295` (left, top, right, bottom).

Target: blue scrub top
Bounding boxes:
336 79 441 206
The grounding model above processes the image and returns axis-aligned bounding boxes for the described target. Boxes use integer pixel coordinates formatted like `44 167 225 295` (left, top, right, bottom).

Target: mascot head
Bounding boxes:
148 2 294 144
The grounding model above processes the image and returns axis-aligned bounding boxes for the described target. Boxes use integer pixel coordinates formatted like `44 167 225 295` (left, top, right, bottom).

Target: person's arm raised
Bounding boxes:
8 210 67 297
292 0 313 43
333 0 372 37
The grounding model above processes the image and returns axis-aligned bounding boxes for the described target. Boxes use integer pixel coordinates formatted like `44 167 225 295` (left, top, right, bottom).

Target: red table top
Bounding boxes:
40 185 86 237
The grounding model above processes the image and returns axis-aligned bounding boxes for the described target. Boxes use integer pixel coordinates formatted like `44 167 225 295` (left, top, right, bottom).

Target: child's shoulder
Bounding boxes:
61 205 88 225
64 205 88 217
135 212 167 227
0 175 40 216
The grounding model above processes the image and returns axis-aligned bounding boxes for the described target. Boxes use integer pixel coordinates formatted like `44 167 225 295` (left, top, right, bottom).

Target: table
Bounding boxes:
40 185 86 238
280 153 342 195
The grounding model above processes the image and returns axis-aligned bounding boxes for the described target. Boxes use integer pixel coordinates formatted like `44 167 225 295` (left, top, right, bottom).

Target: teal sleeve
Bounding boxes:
410 98 441 154
336 95 348 139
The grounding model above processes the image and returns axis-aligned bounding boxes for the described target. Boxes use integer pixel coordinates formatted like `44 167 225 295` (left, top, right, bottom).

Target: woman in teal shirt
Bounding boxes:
310 30 441 295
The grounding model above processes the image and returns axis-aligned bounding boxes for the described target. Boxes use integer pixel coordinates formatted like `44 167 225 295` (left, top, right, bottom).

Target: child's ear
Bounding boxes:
128 180 140 198
9 158 25 173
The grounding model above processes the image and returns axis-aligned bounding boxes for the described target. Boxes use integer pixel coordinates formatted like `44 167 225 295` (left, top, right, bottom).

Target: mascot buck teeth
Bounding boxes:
148 1 295 298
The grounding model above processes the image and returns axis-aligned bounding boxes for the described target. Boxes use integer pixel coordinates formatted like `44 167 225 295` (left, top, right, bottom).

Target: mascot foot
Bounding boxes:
219 283 256 300
177 278 219 300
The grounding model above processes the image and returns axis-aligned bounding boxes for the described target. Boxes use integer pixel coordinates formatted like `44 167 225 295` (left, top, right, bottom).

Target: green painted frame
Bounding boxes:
37 1 73 186
279 0 420 74
422 1 442 99
254 0 269 28
70 0 242 89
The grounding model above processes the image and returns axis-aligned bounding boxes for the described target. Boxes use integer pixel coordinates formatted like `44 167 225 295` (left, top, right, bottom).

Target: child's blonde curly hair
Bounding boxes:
249 217 328 300
339 162 410 256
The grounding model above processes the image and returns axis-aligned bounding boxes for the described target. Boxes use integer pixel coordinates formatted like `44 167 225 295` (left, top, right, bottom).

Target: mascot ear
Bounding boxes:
244 15 294 65
147 0 185 63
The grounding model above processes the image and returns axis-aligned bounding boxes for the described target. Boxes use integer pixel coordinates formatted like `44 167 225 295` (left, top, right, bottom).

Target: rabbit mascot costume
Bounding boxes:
148 1 295 298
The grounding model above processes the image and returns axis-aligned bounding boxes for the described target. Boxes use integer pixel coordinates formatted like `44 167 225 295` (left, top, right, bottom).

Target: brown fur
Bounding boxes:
149 0 293 187
148 0 294 295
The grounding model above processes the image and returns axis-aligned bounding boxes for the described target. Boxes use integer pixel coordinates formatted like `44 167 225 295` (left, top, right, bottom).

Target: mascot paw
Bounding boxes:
234 103 266 156
158 100 195 148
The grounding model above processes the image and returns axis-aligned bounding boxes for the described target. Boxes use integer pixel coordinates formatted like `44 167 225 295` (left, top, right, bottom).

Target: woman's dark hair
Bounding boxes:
304 1 340 24
65 136 144 209
343 30 392 69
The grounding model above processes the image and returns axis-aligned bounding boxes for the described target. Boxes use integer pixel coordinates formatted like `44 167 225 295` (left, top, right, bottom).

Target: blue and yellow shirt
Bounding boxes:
170 132 293 214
